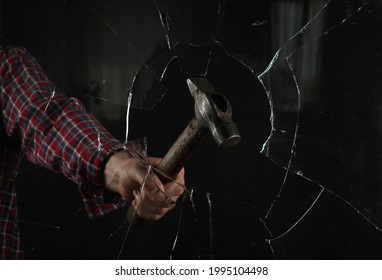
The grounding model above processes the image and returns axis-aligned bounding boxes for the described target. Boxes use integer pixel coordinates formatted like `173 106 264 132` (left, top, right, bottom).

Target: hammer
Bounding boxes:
127 77 240 221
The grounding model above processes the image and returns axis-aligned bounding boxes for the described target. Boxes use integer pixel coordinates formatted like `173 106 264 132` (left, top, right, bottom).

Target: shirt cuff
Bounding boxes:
78 141 131 218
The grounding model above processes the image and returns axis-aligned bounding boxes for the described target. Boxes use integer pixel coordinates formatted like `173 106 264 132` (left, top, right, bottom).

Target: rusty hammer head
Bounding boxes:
187 78 241 149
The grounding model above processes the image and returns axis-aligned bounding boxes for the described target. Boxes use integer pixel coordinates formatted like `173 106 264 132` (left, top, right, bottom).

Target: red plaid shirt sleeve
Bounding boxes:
0 45 127 218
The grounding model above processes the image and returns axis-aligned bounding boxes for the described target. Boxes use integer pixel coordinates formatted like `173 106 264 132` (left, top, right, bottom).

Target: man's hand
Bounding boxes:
103 150 185 220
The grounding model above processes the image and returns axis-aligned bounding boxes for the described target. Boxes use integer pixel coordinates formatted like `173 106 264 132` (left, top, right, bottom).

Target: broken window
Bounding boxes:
1 0 382 259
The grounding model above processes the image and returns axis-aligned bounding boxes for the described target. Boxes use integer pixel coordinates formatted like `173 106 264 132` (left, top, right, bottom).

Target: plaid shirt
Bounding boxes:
0 45 127 259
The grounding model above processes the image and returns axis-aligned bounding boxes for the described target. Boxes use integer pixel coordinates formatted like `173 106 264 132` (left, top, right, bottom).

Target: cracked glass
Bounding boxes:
1 0 382 259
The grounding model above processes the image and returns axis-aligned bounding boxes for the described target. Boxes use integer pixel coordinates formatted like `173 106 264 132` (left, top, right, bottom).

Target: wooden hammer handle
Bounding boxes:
157 117 205 178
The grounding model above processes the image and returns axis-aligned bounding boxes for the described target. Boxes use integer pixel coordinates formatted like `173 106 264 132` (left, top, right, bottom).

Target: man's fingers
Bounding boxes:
133 189 175 220
163 182 184 198
130 158 185 220
154 168 185 200
148 157 162 167
173 167 186 185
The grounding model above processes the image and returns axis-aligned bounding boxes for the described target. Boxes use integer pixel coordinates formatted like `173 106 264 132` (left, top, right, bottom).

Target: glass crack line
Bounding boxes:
84 94 128 107
257 50 280 155
86 217 129 260
206 192 214 259
264 55 302 221
266 239 277 259
89 119 104 152
154 0 174 49
97 131 102 152
323 187 382 234
202 48 213 77
169 194 187 260
189 188 203 258
269 188 324 242
80 0 167 92
259 216 273 239
20 220 61 230
125 92 133 143
117 164 153 259
279 0 374 65
44 89 56 112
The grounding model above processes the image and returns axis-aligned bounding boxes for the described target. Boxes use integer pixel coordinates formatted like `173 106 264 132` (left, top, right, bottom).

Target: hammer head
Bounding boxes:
187 78 241 148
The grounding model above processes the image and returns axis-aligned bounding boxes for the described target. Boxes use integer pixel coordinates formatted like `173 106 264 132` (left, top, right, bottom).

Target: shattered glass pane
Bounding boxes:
259 0 382 233
1 0 382 260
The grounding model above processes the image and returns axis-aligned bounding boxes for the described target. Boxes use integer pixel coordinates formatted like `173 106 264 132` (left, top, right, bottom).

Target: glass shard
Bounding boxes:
259 0 382 229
